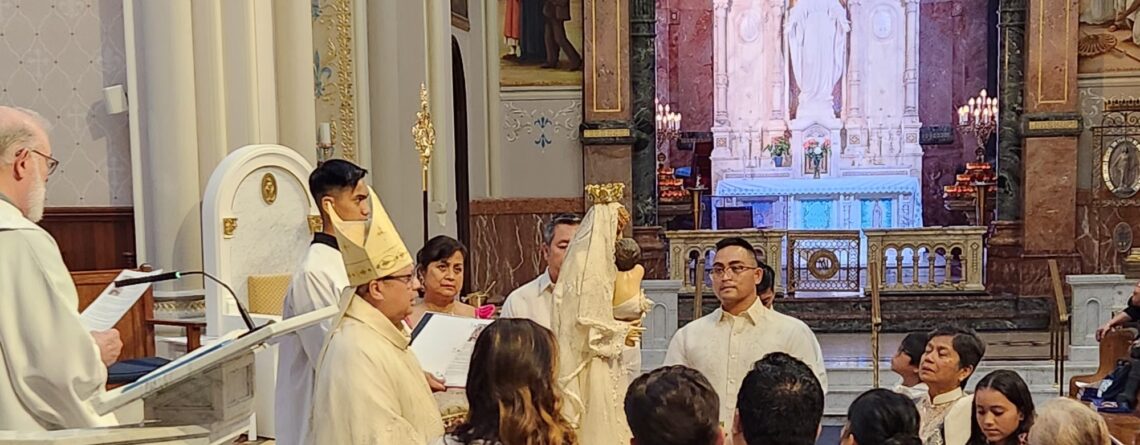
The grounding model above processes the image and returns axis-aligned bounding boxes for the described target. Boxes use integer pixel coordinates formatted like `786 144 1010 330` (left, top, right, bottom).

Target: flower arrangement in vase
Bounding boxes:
764 135 791 167
804 138 831 179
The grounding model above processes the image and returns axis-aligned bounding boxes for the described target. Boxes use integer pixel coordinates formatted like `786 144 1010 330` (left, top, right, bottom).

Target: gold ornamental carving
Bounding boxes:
223 218 237 239
806 250 840 280
261 173 278 205
308 215 323 234
412 83 436 191
315 0 357 161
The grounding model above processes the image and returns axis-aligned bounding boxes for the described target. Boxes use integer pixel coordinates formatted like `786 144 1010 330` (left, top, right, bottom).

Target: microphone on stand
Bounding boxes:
114 270 264 333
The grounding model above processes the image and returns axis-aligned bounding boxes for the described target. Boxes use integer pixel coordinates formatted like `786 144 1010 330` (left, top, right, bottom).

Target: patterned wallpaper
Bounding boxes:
0 0 131 206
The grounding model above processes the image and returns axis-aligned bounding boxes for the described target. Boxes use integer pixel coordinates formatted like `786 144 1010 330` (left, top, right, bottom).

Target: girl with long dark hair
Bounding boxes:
968 370 1034 445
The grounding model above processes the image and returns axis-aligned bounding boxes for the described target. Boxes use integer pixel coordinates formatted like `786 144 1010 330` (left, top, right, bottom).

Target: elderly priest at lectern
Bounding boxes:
0 106 123 431
308 186 446 444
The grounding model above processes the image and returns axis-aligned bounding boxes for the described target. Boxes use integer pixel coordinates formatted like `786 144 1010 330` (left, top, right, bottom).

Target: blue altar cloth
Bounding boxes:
713 175 923 229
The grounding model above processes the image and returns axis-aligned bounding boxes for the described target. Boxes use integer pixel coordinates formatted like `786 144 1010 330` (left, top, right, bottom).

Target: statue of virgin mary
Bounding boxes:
551 183 638 445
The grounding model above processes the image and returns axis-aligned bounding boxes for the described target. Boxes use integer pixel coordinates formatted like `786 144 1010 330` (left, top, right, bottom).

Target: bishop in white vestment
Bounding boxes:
0 107 117 430
273 160 365 445
308 186 445 444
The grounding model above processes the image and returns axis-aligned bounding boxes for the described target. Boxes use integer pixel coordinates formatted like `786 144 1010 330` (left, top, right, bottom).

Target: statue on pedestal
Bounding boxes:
786 0 850 119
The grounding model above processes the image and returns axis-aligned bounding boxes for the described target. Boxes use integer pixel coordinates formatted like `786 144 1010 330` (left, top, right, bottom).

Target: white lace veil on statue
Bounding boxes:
551 183 632 431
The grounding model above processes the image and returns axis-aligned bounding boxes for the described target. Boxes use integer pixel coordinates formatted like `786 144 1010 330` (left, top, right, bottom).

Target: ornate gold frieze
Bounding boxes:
308 215 323 234
261 173 278 205
314 0 357 161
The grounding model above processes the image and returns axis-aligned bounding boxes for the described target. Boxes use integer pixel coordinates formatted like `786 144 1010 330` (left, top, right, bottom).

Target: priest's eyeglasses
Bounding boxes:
27 149 59 176
381 273 415 287
710 264 758 278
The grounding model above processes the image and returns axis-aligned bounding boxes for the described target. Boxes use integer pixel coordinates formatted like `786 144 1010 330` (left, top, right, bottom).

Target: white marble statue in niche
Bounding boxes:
786 0 850 119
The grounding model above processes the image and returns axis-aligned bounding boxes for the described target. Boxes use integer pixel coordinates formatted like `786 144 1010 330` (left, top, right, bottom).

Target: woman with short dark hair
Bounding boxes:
408 236 492 328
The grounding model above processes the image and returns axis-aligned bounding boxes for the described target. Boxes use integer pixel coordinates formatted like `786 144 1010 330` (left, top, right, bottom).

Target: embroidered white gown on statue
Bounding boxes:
551 201 634 445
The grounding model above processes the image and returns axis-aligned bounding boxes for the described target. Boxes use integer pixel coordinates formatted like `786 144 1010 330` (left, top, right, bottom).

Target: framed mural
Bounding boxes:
498 0 584 87
1078 0 1140 74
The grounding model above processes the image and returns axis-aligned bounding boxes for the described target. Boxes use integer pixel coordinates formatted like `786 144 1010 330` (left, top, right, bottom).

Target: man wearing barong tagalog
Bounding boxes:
552 182 644 444
308 186 445 444
0 106 122 431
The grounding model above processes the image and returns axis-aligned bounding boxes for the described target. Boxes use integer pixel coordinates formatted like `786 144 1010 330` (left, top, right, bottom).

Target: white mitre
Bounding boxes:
326 185 412 287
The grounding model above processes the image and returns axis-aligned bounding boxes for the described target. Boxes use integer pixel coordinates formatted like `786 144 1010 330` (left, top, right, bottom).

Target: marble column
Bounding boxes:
631 0 657 226
903 0 919 118
712 0 729 127
996 0 1026 221
845 1 863 121
426 0 456 235
137 1 203 290
582 0 634 213
768 3 786 124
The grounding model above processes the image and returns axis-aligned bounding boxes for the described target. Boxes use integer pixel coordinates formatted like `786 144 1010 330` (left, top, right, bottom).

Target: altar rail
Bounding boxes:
864 227 987 293
664 229 785 295
664 227 986 295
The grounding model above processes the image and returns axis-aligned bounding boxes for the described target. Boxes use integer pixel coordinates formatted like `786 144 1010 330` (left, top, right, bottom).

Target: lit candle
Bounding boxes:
969 98 975 108
318 122 331 145
959 107 968 125
665 104 670 114
980 89 987 98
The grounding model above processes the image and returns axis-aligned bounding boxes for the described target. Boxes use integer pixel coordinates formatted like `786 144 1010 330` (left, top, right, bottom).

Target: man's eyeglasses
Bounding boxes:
710 264 758 278
27 149 59 176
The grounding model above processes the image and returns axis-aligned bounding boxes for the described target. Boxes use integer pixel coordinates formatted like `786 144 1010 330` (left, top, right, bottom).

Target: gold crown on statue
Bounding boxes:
586 183 625 204
327 186 412 287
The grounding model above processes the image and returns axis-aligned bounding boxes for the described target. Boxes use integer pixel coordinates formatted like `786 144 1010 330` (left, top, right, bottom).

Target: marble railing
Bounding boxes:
664 229 785 295
864 227 987 293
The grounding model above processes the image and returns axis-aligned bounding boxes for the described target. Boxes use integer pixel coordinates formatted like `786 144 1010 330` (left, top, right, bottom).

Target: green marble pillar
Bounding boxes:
997 0 1026 221
630 0 657 226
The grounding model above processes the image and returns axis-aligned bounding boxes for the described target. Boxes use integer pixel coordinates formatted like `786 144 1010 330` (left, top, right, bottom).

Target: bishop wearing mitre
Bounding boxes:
308 185 445 444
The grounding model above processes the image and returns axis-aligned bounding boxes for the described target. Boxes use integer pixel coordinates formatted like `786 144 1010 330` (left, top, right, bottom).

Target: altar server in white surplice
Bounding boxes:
273 160 368 445
308 186 445 445
664 237 827 437
0 106 122 430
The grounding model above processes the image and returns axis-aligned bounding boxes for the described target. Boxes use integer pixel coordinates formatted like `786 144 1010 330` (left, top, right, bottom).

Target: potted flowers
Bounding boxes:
804 138 831 179
764 135 791 167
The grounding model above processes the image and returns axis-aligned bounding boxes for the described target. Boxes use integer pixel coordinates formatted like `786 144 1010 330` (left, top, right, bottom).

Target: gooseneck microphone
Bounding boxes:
114 270 263 333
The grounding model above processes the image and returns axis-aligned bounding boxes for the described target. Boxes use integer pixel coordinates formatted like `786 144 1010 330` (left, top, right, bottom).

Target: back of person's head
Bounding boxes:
308 159 367 205
1026 398 1110 445
625 365 722 445
454 319 574 445
970 370 1034 445
899 332 929 366
736 352 824 445
844 389 921 445
928 325 987 388
757 261 775 295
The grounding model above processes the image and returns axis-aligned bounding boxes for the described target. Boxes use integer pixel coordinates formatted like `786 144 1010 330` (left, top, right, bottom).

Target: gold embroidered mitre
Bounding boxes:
327 186 412 287
585 183 625 204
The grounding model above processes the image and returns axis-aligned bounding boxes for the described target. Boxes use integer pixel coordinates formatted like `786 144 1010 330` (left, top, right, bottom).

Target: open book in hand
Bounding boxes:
409 313 493 389
80 269 166 332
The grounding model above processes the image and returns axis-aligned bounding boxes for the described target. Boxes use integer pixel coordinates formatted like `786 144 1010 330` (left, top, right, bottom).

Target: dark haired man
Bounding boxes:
757 262 776 309
274 160 376 445
626 365 724 445
665 237 826 439
501 213 582 329
733 353 824 445
918 326 987 445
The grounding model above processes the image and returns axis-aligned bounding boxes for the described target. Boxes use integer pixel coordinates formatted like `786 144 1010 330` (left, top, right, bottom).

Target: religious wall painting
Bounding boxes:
499 0 584 87
1103 137 1140 197
1078 0 1140 74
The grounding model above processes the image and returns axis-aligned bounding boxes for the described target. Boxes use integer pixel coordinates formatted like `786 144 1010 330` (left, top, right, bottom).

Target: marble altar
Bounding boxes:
711 175 923 230
708 0 922 195
1068 274 1138 363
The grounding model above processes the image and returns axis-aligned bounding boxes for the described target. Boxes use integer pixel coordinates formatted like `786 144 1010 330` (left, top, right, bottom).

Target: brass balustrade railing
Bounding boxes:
864 227 986 293
664 229 785 295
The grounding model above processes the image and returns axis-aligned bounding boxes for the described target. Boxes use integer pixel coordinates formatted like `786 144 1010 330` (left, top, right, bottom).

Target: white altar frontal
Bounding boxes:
712 175 922 230
709 0 923 228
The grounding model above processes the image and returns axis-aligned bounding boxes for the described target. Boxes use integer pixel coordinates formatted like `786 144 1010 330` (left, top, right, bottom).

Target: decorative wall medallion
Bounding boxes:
807 250 840 280
871 7 894 40
1114 222 1134 254
502 101 582 148
223 218 238 239
850 134 861 145
1102 137 1140 198
906 132 918 144
261 173 278 205
308 215 323 234
738 10 762 43
717 137 727 147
